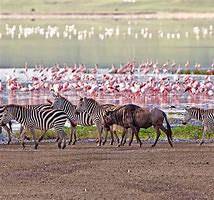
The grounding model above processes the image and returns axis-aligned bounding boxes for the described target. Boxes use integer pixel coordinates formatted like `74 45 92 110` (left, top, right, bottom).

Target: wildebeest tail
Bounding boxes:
163 112 172 140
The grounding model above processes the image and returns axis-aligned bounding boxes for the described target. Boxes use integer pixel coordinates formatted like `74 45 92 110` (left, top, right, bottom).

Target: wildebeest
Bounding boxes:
103 104 173 147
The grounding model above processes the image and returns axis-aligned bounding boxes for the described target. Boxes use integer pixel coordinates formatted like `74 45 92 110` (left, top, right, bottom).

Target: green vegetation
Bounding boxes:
1 0 214 14
12 124 214 141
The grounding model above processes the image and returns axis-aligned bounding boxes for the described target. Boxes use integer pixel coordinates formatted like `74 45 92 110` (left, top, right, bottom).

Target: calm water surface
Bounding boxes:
0 18 213 69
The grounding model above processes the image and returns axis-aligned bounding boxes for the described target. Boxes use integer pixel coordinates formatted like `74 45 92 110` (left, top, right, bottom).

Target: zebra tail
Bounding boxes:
163 112 173 140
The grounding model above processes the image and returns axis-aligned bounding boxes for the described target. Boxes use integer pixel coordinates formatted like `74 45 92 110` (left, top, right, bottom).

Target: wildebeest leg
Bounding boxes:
134 128 142 147
128 127 135 146
151 127 161 147
122 129 129 146
160 125 173 147
3 125 12 144
113 130 120 144
200 126 208 145
118 128 127 147
102 127 109 145
30 128 39 149
110 130 114 145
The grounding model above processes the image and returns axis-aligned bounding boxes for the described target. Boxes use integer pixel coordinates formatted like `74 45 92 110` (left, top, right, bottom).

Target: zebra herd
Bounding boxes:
0 91 214 149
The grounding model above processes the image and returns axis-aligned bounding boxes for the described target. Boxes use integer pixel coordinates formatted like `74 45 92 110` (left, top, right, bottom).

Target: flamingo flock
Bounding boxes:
1 23 213 41
1 60 214 104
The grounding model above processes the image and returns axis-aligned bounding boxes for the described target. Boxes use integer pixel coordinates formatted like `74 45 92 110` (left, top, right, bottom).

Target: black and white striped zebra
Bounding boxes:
20 103 54 142
52 92 93 145
1 104 73 149
75 97 120 146
182 106 214 145
0 105 13 144
52 92 120 145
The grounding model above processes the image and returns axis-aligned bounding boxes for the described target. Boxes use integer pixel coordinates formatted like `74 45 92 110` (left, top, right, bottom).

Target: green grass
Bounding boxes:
13 124 214 141
1 0 214 14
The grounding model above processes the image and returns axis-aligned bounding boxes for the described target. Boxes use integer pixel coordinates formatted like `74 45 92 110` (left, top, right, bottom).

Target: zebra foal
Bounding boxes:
1 104 72 149
182 106 214 145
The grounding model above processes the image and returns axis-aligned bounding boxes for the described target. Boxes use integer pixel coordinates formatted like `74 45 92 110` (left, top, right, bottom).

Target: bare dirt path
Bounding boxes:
0 142 214 200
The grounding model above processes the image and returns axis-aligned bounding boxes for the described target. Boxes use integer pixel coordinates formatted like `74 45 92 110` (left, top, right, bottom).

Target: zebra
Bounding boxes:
51 92 120 145
182 106 214 145
75 97 120 146
1 104 74 149
0 105 13 144
20 103 54 142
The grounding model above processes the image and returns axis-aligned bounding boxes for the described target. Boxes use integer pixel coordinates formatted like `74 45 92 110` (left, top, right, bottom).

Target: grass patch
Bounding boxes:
12 124 214 141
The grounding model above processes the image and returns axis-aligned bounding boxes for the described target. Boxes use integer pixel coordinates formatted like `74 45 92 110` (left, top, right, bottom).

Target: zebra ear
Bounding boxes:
46 98 53 104
51 89 59 98
185 106 190 111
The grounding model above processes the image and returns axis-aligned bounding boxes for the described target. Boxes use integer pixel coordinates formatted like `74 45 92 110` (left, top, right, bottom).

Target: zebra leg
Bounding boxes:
8 121 13 134
69 127 74 145
151 127 161 147
200 126 208 145
55 127 66 149
19 125 30 140
61 130 67 149
38 130 47 142
96 125 103 146
2 125 12 144
30 128 39 149
72 129 77 145
20 129 26 150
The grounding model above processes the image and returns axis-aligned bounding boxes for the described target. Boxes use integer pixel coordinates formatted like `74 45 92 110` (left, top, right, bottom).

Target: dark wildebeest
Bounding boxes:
103 104 173 147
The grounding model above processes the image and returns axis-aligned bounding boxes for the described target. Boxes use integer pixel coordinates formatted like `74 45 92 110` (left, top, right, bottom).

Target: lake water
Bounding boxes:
0 18 214 69
0 18 214 114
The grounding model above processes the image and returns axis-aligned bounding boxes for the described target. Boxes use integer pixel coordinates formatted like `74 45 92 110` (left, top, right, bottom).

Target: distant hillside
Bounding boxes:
0 0 214 14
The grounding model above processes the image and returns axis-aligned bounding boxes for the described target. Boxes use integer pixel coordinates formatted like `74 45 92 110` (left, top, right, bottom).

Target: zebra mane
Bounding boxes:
58 94 76 108
4 104 23 109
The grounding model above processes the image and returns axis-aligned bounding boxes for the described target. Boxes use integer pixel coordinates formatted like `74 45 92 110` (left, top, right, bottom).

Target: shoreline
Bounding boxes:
1 12 214 20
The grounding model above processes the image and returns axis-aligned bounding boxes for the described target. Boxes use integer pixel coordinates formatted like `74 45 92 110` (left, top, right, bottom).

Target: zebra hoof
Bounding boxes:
7 139 11 145
58 143 61 149
62 145 66 149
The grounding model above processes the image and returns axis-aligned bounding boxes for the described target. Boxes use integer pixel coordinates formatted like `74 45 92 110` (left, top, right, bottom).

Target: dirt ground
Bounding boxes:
0 142 214 200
